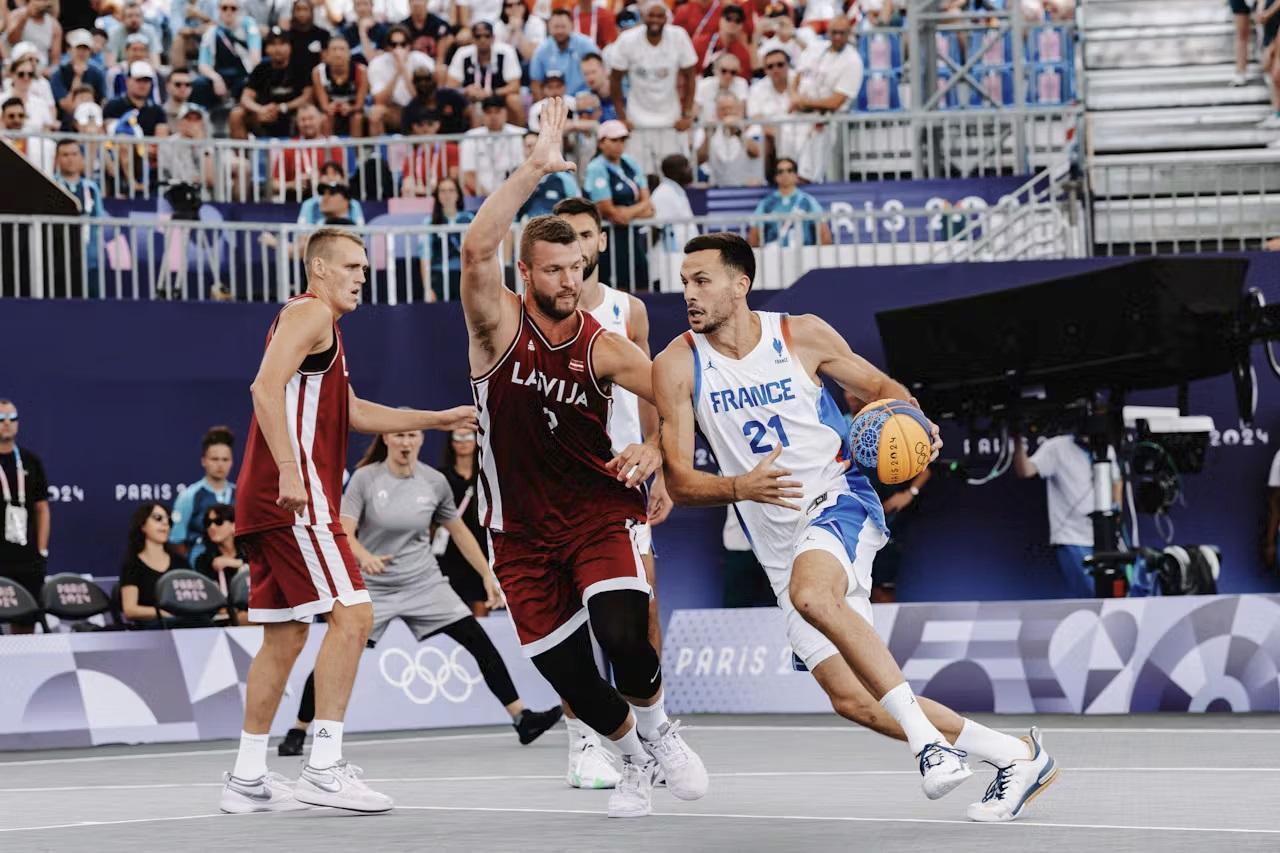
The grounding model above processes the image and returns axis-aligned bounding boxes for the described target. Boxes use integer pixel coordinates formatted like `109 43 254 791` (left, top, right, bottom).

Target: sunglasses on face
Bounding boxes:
14 71 35 79
388 39 408 47
205 516 233 528
775 167 795 174
318 183 350 196
723 14 743 23
171 79 193 87
220 4 238 9
765 61 787 69
718 67 738 75
0 413 17 422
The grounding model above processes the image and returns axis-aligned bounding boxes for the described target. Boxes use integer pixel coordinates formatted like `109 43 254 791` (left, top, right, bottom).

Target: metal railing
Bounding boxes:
0 193 1086 302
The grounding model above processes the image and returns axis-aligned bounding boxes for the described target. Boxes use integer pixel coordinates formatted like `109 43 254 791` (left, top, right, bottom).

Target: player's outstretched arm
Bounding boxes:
653 340 804 510
347 387 478 435
250 298 334 514
460 97 576 367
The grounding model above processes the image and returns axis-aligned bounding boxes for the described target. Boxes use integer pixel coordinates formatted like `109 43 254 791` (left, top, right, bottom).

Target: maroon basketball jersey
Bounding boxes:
237 294 351 536
472 306 646 538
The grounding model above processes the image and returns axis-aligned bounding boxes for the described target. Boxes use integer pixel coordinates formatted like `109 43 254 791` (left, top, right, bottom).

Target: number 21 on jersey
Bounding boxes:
743 415 790 454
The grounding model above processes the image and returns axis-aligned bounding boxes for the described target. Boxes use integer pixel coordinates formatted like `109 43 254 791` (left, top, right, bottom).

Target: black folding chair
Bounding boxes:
41 573 113 631
154 569 228 628
228 567 250 625
0 576 48 633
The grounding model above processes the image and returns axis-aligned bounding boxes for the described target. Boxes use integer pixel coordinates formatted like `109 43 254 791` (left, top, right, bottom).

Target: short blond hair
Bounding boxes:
304 226 365 267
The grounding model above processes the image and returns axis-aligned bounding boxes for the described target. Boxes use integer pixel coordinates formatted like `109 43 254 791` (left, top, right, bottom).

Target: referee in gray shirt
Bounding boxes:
278 428 562 755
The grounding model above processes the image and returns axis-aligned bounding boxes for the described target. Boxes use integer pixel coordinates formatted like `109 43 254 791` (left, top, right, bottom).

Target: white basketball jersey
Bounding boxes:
587 285 643 452
685 312 885 569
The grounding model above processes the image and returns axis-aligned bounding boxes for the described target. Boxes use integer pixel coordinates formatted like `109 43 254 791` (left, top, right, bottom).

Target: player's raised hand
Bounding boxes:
734 446 804 510
910 397 943 461
529 97 575 175
607 440 662 488
276 466 309 515
431 405 479 432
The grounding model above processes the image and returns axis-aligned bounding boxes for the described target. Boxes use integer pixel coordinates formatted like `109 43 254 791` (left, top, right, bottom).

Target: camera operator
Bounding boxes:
1014 430 1122 599
160 103 216 208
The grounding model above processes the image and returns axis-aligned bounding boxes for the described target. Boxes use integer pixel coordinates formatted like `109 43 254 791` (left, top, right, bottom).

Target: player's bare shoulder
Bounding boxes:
653 336 696 387
273 296 334 352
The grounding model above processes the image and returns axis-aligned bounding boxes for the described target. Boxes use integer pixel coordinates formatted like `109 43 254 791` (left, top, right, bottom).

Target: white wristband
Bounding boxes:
908 486 920 497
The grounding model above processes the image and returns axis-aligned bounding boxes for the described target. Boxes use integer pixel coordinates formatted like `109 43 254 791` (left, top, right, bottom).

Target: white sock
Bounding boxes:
566 716 598 748
879 682 945 755
954 719 1030 766
232 731 269 781
629 695 670 741
611 719 646 759
308 719 344 769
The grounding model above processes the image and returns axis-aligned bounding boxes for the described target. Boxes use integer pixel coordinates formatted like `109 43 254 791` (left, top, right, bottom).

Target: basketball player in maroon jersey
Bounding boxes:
219 227 477 815
459 100 708 818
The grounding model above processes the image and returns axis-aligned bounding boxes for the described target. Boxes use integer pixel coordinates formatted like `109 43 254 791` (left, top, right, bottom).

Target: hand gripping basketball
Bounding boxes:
733 446 804 511
529 97 576 175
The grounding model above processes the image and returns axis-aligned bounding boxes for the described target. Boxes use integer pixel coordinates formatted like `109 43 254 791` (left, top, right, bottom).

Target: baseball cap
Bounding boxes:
67 29 94 48
598 119 629 140
129 60 155 79
9 42 39 64
178 102 208 120
74 101 104 125
125 32 150 46
543 69 565 81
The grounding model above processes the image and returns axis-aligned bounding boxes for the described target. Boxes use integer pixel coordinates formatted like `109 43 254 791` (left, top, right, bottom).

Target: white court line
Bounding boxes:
3 724 1276 768
0 813 232 834
6 767 1280 794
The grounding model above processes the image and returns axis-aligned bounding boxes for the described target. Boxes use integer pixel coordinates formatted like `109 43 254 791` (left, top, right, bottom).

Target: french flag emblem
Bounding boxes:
569 359 585 372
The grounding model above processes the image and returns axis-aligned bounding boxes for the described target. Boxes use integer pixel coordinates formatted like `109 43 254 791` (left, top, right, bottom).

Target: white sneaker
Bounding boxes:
607 755 657 818
567 741 620 789
1230 72 1248 87
966 727 1060 822
219 771 309 814
917 741 972 800
1257 114 1280 129
642 721 708 801
293 761 394 813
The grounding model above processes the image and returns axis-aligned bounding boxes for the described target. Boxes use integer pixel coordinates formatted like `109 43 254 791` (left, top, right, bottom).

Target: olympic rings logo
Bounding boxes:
378 646 485 705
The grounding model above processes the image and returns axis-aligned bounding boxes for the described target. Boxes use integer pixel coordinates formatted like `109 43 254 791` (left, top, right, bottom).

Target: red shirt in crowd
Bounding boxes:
692 31 754 79
674 0 755 43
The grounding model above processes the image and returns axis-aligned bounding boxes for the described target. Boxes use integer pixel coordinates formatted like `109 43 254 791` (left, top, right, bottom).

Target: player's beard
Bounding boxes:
582 250 598 281
532 285 578 321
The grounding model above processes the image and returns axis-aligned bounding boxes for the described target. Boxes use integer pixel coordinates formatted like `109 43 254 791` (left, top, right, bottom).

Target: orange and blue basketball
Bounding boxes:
849 399 933 486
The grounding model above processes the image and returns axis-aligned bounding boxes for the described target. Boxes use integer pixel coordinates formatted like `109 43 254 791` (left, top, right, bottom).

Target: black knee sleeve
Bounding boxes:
531 623 629 735
439 617 520 707
587 589 662 701
297 670 316 724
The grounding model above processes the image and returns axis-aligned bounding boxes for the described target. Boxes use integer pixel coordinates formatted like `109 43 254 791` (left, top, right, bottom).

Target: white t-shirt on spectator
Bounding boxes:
459 123 525 195
527 93 578 131
795 40 863 108
801 0 839 24
374 0 410 22
650 176 696 292
695 123 764 186
447 43 522 88
367 50 436 106
493 14 546 50
0 85 57 131
1029 435 1118 547
758 32 813 67
609 25 698 127
694 75 749 123
457 0 505 25
747 73 793 120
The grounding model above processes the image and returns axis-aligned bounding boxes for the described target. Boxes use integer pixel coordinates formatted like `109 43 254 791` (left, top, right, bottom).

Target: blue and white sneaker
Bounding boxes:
917 741 972 800
966 727 1060 822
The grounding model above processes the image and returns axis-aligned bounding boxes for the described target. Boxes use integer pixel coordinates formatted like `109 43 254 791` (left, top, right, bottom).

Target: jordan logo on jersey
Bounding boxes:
511 361 589 407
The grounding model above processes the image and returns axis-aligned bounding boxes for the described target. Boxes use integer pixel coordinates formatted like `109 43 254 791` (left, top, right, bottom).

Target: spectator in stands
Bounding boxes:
755 6 809 69
529 8 595 99
3 53 57 130
286 0 330 72
748 157 832 246
799 0 839 36
459 93 523 195
366 25 435 135
858 0 902 28
313 0 351 28
106 35 160 104
71 102 108 179
52 30 107 118
788 14 862 181
118 502 191 627
649 151 695 291
457 0 504 32
527 68 590 131
313 35 366 135
5 0 61 71
610 1 698 177
584 118 652 290
170 0 216 72
749 47 793 171
169 425 236 564
400 105 457 195
419 174 472 300
695 52 748 123
107 2 163 69
59 84 98 131
0 398 51 635
568 0 617 47
341 0 389 62
674 0 754 45
272 101 345 196
160 102 219 194
298 159 366 222
1014 429 1121 598
401 0 453 61
579 51 616 120
449 20 523 123
692 3 752 80
2 98 53 172
696 92 763 187
229 27 312 138
494 0 545 70
516 129 578 219
197 0 261 106
104 60 167 129
195 503 247 595
1259 0 1280 130
162 67 197 125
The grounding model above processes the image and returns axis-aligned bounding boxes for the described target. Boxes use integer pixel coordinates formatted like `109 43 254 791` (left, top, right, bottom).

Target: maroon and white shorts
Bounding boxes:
242 523 370 622
490 518 650 657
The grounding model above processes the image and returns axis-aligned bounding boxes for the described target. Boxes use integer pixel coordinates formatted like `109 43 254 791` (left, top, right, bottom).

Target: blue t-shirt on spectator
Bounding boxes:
171 0 217 32
518 172 579 221
51 61 108 105
753 188 824 247
529 33 596 94
418 209 475 272
584 153 644 208
298 197 366 225
170 477 236 565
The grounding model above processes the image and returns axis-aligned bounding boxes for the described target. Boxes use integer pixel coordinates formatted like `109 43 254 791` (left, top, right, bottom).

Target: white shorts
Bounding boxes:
631 522 654 557
765 494 888 671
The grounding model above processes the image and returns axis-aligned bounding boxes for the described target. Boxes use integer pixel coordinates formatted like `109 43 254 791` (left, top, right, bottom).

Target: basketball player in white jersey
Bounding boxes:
552 196 671 790
653 233 1059 822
